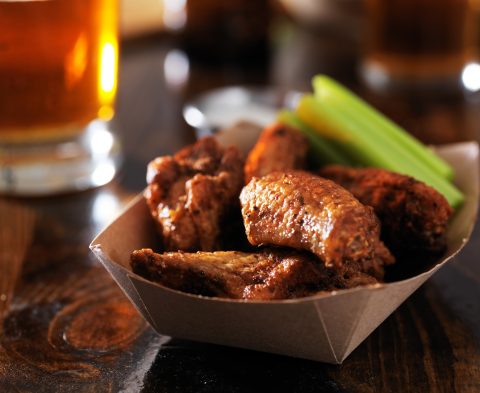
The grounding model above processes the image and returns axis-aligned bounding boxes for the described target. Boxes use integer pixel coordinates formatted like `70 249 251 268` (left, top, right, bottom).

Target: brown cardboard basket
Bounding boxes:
90 130 478 364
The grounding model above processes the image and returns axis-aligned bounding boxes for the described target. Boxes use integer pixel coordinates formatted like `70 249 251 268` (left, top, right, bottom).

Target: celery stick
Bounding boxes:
277 110 353 166
296 95 464 208
313 75 454 180
297 95 409 169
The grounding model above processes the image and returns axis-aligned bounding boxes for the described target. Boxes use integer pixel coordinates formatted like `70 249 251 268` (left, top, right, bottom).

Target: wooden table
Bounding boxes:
1 24 479 392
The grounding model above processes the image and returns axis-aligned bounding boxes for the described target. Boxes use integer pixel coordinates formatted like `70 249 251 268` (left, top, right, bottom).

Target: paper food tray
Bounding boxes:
90 129 479 364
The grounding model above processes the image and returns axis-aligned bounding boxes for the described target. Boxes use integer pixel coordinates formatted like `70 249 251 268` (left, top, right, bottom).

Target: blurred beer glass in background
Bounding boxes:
0 0 120 195
361 0 478 92
162 0 271 64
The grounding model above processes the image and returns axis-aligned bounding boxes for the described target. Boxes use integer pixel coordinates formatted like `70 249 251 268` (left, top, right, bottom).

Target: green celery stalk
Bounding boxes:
296 94 464 208
297 95 408 168
277 110 353 166
313 75 454 180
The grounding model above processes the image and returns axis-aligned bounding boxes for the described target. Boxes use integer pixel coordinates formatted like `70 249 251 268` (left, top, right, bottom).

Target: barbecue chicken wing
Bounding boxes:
319 165 453 257
145 137 244 252
244 123 308 183
131 248 379 300
240 171 395 272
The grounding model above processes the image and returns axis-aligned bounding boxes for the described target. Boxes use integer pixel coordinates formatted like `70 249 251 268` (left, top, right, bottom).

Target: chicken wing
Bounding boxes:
319 165 453 257
244 123 308 183
240 171 395 271
145 137 244 252
130 248 379 300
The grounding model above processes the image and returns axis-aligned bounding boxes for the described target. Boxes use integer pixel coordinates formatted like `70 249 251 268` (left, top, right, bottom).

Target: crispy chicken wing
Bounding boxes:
319 165 453 257
240 171 394 272
145 137 244 252
244 123 308 183
130 248 379 300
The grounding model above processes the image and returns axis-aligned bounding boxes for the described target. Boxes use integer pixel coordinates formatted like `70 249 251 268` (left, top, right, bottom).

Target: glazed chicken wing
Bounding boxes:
130 248 379 300
145 137 244 252
244 123 308 183
240 171 394 272
319 165 453 257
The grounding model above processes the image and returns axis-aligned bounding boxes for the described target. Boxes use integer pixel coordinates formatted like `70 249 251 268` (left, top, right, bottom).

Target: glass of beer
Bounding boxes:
0 0 120 195
361 0 476 91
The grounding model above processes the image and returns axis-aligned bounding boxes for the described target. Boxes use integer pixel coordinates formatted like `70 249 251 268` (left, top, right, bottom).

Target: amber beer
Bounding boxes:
0 0 118 142
364 0 475 87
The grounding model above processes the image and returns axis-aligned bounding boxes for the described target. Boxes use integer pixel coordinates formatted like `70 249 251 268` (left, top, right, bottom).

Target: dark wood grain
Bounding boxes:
0 201 35 321
1 18 479 393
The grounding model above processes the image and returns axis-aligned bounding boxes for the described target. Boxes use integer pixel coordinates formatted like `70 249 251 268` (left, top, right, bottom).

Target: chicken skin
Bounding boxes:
130 248 379 300
145 137 244 252
244 123 309 183
240 171 394 272
319 165 453 257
